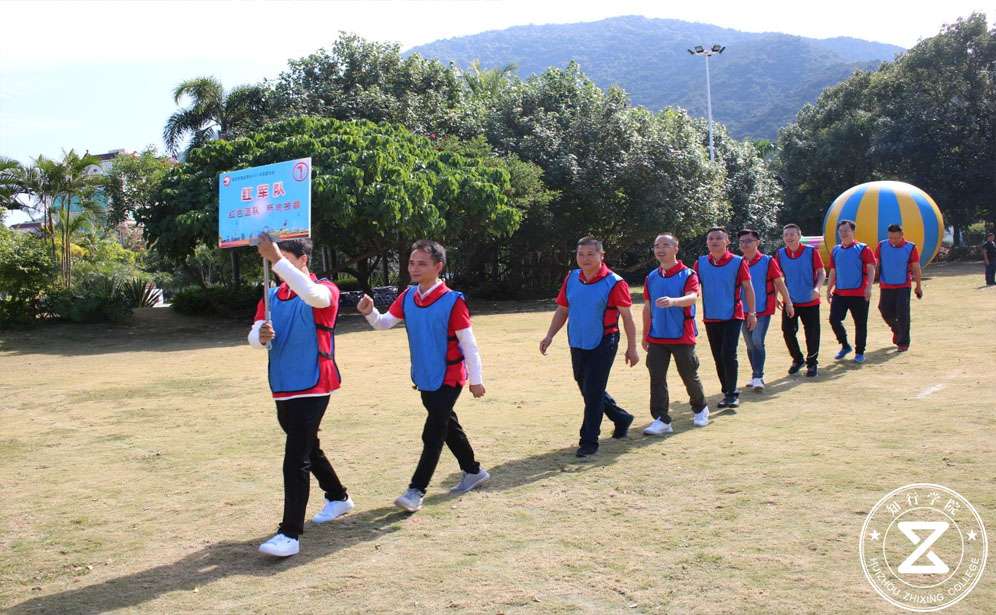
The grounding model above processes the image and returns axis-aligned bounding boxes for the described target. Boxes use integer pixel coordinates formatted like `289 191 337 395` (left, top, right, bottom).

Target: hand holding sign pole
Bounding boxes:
218 158 312 351
253 233 278 347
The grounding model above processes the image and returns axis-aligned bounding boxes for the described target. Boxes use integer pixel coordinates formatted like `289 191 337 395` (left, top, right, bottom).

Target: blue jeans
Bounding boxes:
570 333 632 448
741 315 771 379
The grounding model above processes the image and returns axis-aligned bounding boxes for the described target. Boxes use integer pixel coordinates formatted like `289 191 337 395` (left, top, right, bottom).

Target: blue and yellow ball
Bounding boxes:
821 181 944 268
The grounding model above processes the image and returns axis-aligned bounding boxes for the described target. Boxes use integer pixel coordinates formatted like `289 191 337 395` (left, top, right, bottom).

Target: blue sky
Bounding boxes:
1 0 991 165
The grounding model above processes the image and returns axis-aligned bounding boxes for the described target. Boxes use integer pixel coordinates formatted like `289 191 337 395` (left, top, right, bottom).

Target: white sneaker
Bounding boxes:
692 406 710 427
752 378 765 392
450 469 491 494
643 417 674 436
394 488 424 512
258 533 299 557
312 496 354 524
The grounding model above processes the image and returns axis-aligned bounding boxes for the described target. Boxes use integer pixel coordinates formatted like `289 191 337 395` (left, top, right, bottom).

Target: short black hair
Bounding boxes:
837 219 856 231
277 237 313 258
782 223 802 233
887 224 903 233
577 236 604 252
411 239 446 265
737 229 760 240
706 226 728 237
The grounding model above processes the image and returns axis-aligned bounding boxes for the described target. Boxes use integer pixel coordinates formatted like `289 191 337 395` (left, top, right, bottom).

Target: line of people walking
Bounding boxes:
540 220 923 458
245 217 923 556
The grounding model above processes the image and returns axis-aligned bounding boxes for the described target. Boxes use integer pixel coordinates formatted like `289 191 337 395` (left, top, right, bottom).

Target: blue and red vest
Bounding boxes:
267 285 338 394
748 254 773 316
404 286 464 391
697 254 743 321
777 246 816 305
646 266 697 342
878 241 915 286
832 242 868 290
566 269 624 350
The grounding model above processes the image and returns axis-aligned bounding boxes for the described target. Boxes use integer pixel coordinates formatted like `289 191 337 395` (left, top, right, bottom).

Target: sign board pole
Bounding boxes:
262 256 272 350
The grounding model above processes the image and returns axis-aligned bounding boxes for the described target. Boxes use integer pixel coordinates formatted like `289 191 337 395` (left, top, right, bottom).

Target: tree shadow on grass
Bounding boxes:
7 409 717 614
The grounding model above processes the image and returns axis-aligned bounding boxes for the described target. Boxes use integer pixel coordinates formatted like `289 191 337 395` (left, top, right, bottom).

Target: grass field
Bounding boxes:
1 261 994 614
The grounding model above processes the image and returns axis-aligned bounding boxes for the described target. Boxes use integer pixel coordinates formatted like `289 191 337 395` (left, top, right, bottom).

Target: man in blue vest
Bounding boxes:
249 235 352 558
737 229 794 392
876 224 923 351
693 227 757 410
642 233 709 433
774 224 825 378
541 237 640 457
357 240 489 513
827 220 877 363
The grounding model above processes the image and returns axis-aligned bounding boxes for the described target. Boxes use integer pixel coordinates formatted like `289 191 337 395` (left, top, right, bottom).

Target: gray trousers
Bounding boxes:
646 343 707 423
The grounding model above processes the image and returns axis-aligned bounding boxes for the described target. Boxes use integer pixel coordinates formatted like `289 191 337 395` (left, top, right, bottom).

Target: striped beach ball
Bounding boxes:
821 181 944 268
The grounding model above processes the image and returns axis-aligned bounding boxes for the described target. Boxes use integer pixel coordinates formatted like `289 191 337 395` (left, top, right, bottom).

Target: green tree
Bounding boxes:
142 117 521 293
462 60 518 102
775 13 995 241
163 77 270 157
869 13 995 242
269 34 478 139
13 151 103 287
774 71 879 232
702 121 783 240
0 157 24 212
0 226 56 326
103 148 175 226
484 63 725 286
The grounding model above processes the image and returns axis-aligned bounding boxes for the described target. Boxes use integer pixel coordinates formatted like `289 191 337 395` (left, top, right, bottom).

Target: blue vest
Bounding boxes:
697 254 742 321
878 241 915 286
748 254 772 315
646 266 696 341
832 242 867 290
777 246 816 304
404 286 463 391
566 269 623 350
267 286 335 394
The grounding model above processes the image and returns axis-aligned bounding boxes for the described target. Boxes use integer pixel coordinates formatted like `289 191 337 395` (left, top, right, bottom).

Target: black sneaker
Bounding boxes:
612 414 634 439
717 397 730 408
805 365 818 378
788 361 805 375
727 396 740 408
575 444 598 458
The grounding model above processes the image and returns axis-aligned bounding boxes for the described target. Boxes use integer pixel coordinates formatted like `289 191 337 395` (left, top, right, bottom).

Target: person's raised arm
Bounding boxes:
357 293 402 330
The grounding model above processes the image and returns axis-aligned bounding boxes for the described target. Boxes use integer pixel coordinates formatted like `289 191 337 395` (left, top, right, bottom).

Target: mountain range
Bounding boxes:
408 16 905 139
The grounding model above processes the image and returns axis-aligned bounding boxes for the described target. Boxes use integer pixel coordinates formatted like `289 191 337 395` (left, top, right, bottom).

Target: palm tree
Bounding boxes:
462 60 518 101
0 157 24 211
12 151 102 287
163 77 268 157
